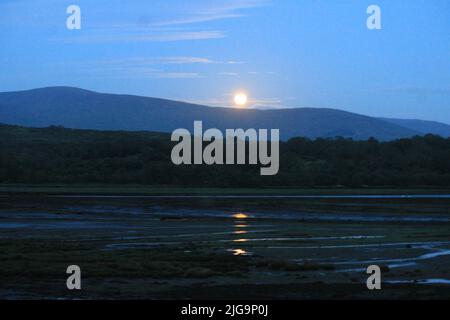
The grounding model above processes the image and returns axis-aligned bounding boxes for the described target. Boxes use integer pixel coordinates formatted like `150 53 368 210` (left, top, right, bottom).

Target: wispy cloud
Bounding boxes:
248 71 276 75
78 56 216 66
249 97 284 109
145 72 201 79
51 56 238 69
53 30 225 43
47 55 247 80
185 95 286 109
52 0 270 44
218 72 239 76
48 67 201 80
154 57 214 64
380 86 450 95
149 0 271 27
147 57 243 65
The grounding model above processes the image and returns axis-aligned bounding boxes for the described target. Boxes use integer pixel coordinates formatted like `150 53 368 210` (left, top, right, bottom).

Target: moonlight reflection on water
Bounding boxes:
230 213 253 256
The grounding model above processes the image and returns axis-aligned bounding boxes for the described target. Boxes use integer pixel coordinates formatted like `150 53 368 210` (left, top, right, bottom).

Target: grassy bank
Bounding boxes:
1 184 450 196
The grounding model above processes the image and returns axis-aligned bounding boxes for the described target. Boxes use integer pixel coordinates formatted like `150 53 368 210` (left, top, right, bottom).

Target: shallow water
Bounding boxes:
51 194 450 199
1 195 449 299
387 279 450 285
57 205 450 223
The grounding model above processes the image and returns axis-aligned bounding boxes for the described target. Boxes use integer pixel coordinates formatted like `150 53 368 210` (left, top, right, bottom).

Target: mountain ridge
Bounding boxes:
0 86 448 141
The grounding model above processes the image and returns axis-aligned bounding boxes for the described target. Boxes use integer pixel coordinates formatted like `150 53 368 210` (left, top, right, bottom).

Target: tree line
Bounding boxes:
0 124 449 187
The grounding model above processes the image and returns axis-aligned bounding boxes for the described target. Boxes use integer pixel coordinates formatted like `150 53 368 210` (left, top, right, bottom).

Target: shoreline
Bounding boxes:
1 184 450 196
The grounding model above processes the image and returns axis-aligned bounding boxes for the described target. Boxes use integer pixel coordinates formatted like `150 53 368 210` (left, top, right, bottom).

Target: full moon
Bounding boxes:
234 93 248 107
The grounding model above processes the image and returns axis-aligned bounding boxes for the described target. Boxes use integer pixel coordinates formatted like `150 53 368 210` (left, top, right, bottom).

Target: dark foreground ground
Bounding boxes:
0 191 449 299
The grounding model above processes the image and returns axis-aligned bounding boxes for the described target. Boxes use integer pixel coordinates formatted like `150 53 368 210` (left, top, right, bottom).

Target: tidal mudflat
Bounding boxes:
0 194 449 299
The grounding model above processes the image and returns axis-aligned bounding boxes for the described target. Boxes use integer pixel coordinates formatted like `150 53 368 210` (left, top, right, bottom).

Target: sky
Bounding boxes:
1 0 450 123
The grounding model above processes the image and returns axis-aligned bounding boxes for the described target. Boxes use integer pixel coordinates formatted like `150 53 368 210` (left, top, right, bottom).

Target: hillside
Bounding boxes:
379 118 450 138
0 86 432 141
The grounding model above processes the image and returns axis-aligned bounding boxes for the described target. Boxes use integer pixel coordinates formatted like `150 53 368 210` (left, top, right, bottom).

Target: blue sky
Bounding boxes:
1 0 449 122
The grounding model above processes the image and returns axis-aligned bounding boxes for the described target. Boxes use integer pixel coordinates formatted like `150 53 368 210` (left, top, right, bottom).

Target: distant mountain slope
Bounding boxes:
0 86 430 141
379 118 450 138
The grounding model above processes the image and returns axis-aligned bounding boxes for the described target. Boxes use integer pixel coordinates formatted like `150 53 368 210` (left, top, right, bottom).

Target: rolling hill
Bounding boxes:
0 86 448 141
379 118 450 138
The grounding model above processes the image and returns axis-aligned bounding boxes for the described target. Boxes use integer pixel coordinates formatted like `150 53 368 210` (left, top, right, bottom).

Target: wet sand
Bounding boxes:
0 195 449 299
